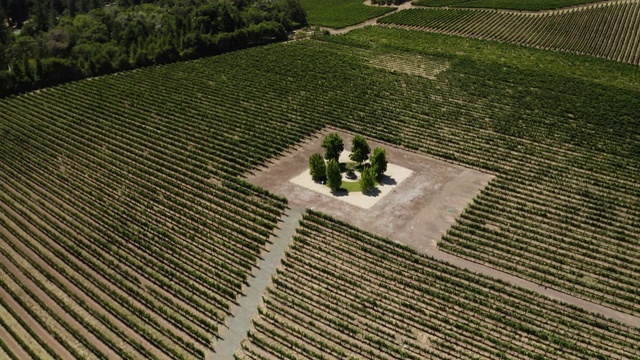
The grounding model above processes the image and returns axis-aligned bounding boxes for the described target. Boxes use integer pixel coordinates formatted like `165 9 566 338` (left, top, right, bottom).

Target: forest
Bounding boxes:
0 0 306 96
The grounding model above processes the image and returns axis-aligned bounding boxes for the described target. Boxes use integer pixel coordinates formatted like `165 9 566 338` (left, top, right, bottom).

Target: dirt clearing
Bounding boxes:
247 129 494 254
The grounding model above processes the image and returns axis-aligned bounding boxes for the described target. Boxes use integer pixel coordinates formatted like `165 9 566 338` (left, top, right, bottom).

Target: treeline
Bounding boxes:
371 0 402 6
0 0 306 96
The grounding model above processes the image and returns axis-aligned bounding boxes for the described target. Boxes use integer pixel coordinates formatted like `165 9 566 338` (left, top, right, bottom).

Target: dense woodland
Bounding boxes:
0 0 306 96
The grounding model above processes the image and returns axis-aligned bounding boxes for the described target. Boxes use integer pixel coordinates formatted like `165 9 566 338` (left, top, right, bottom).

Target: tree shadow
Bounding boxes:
332 189 349 197
378 175 397 186
362 188 381 197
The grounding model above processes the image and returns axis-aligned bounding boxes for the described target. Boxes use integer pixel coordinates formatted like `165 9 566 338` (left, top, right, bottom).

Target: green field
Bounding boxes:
338 178 379 192
339 179 363 192
238 211 640 359
334 25 640 90
380 3 640 66
0 23 639 358
413 0 603 10
300 0 395 28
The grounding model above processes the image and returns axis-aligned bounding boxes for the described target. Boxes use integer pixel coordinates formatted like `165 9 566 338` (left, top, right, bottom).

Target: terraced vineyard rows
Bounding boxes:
0 26 639 356
238 211 640 360
379 1 640 65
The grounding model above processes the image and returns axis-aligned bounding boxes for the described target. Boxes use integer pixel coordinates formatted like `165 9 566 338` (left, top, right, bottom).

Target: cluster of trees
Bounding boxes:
0 0 306 96
309 133 387 194
371 0 403 6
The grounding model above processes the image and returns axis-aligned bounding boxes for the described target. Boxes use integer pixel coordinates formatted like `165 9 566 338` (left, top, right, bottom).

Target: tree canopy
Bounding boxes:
359 166 376 193
370 147 387 179
325 158 342 191
309 153 326 182
0 0 306 96
322 133 344 163
349 134 370 164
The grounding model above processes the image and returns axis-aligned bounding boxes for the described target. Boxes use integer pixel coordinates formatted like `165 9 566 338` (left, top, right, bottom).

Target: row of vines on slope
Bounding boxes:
294 37 640 314
413 0 606 11
379 1 640 65
237 211 640 360
0 52 305 357
0 28 638 357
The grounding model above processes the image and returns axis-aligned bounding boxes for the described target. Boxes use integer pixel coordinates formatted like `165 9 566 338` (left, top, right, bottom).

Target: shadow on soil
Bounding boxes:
379 175 397 186
362 188 381 197
332 189 350 197
332 188 381 197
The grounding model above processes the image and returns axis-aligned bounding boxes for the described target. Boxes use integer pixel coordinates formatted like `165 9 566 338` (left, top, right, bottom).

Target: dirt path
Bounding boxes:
428 246 640 327
208 208 304 360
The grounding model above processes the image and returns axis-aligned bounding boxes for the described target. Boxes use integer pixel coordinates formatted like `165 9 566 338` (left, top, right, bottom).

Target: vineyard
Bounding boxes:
0 24 639 357
413 0 604 11
300 0 395 28
324 28 640 315
238 211 640 359
379 1 640 65
0 56 300 358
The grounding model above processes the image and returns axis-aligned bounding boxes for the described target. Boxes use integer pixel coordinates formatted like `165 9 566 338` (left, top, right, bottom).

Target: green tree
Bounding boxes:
0 0 307 98
322 133 343 163
6 0 32 28
349 134 370 165
277 0 307 30
24 0 53 34
325 158 342 191
308 153 326 182
359 167 376 193
0 8 10 69
370 147 387 179
7 36 39 63
66 0 76 17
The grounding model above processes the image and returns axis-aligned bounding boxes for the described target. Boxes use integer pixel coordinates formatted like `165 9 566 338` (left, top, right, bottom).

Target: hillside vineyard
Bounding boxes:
380 1 640 65
0 23 639 358
239 211 640 359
